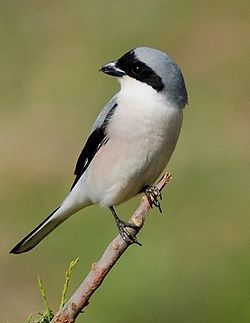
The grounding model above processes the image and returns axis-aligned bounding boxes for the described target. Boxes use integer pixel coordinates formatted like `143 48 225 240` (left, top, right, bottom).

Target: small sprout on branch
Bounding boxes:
26 258 79 322
60 257 80 309
37 276 53 322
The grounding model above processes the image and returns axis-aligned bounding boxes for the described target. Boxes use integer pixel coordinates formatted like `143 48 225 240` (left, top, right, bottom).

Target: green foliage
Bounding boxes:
60 257 79 309
27 259 79 323
36 276 53 322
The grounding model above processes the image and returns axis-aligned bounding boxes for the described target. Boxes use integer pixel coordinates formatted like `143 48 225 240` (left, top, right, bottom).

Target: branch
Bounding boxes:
52 173 172 323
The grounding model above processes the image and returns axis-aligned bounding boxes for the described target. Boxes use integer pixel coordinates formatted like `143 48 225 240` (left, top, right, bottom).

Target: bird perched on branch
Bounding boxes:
10 47 188 254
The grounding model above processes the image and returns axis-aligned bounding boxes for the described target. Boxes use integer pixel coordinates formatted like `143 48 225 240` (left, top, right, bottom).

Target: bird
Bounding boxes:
10 47 188 254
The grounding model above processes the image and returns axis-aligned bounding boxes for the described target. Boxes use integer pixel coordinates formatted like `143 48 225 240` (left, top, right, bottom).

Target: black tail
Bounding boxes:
10 207 60 254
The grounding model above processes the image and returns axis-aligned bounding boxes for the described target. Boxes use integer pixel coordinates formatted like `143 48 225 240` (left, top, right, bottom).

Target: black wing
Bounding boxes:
70 103 117 190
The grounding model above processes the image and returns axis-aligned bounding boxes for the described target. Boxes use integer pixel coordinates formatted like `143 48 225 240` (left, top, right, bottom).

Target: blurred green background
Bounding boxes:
1 1 250 322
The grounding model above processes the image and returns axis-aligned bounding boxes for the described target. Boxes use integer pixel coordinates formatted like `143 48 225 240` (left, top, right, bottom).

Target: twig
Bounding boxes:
37 276 53 321
60 258 80 309
52 173 172 323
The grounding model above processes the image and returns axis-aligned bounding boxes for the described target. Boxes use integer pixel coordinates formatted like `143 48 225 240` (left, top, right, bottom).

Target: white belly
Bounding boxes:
84 87 183 207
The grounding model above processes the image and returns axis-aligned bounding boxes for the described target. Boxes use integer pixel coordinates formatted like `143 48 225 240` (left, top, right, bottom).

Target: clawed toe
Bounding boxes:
145 185 163 213
109 206 142 246
117 221 142 246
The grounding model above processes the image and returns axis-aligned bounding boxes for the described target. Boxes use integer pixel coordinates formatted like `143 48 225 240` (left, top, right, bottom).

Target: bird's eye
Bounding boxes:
131 63 144 76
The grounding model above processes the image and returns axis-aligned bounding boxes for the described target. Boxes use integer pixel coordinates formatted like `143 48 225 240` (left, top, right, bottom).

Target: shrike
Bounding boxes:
10 47 188 254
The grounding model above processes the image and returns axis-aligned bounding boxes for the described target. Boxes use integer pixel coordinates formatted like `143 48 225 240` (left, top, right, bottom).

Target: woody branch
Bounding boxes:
52 173 172 323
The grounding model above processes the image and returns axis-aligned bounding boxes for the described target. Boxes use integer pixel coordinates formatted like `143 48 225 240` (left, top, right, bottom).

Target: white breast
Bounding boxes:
84 76 183 207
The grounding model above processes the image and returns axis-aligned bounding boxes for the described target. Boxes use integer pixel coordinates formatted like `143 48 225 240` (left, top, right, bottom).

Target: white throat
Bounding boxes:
118 76 162 101
118 75 178 113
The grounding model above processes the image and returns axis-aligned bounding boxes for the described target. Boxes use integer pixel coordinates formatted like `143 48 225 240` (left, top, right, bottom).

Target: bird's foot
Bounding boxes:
144 185 163 213
116 219 142 246
110 207 142 246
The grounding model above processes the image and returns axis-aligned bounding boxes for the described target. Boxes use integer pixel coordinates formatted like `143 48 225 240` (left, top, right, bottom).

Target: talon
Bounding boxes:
117 221 141 246
153 199 162 213
109 207 142 246
144 185 163 213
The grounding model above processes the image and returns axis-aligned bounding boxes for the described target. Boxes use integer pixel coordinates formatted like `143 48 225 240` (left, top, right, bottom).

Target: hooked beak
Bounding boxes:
99 61 125 77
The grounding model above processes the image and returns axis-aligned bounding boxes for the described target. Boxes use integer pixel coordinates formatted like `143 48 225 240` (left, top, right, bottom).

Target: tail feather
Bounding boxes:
10 206 66 254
